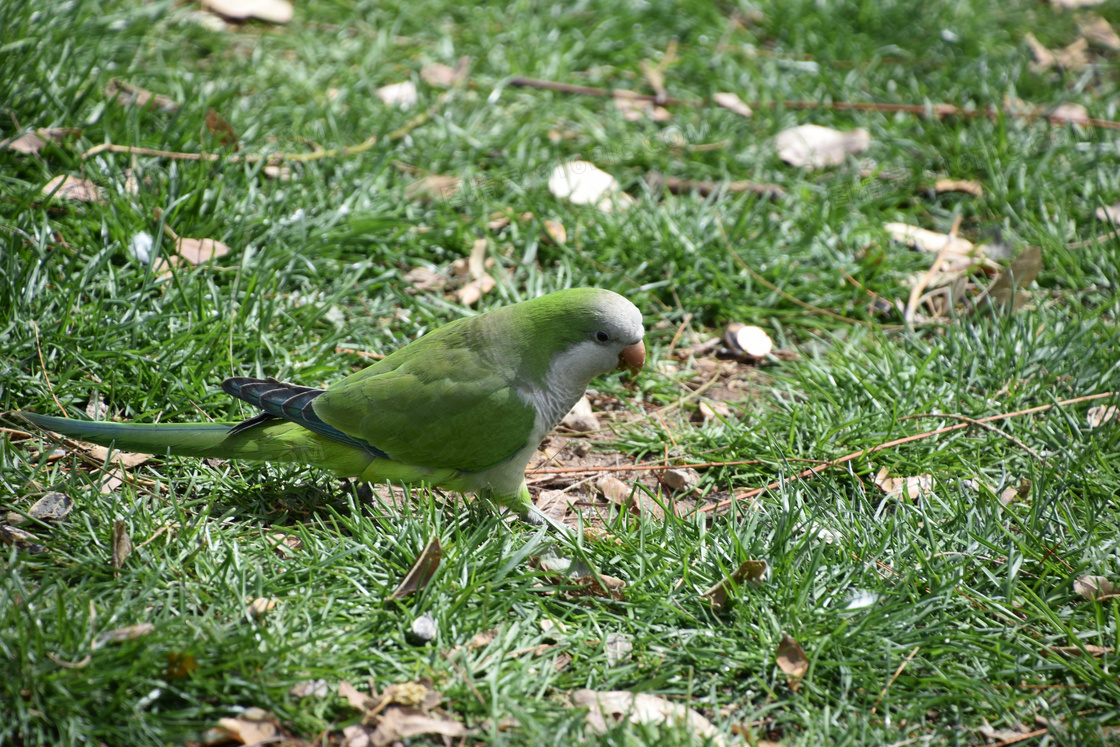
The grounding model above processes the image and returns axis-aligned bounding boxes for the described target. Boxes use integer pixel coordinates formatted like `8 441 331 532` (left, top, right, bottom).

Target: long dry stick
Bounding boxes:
701 391 1117 514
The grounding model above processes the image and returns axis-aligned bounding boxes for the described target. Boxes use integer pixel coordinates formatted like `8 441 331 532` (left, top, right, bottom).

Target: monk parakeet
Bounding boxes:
19 287 645 524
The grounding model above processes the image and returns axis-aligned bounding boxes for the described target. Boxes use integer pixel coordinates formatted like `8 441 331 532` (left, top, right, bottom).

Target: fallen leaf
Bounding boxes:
1049 102 1090 123
548 161 634 212
405 174 462 202
202 0 293 23
775 634 808 692
344 708 468 747
542 219 567 244
175 237 231 265
724 323 773 358
111 520 131 568
596 475 632 506
1074 575 1115 600
1026 33 1089 72
216 708 281 745
290 679 330 698
262 164 291 180
573 690 725 745
660 468 699 493
713 91 752 118
0 525 47 554
468 629 498 650
884 222 975 256
534 490 577 522
976 245 1042 313
934 179 983 196
568 574 627 600
603 633 633 665
42 175 104 203
1050 0 1105 9
874 467 933 500
0 132 47 154
339 680 377 712
1025 32 1057 72
376 81 418 109
1078 13 1120 50
1047 644 1113 657
775 124 870 169
455 274 495 306
561 396 600 432
613 98 671 122
1087 405 1118 428
6 492 73 525
205 108 238 145
104 80 179 112
247 597 277 617
420 57 470 88
95 623 156 648
1096 202 1120 225
268 532 302 556
700 559 768 610
389 537 442 599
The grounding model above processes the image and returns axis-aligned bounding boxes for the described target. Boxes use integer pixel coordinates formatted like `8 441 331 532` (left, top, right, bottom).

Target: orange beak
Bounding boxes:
617 340 646 377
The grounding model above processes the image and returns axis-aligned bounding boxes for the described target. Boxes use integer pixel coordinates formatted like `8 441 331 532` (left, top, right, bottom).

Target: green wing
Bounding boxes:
312 318 537 473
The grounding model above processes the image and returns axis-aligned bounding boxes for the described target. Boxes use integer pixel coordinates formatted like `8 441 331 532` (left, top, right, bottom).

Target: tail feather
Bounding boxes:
16 411 372 476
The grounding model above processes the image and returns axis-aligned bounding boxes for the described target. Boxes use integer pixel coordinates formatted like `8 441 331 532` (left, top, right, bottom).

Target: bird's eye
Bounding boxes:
595 330 610 343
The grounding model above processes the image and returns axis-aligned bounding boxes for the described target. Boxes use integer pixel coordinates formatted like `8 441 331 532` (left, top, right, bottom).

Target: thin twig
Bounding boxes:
984 728 1048 747
31 322 66 416
900 413 1044 461
701 391 1117 513
871 645 920 714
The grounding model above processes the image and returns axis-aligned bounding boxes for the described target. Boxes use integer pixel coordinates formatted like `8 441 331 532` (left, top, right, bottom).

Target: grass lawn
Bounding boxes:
3 0 1120 744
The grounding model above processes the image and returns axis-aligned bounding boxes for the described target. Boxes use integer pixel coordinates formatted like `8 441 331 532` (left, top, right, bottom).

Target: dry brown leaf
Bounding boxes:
776 634 808 692
388 536 442 599
289 679 330 698
1087 405 1118 428
1096 202 1120 225
1025 32 1057 72
468 629 497 650
268 532 302 556
202 0 293 23
343 708 468 747
542 219 567 244
660 468 699 493
403 267 447 292
405 174 462 202
724 322 773 358
247 597 277 617
95 623 156 648
1074 575 1115 600
884 222 975 255
376 81 418 109
975 245 1042 313
7 491 73 525
1047 644 1113 657
775 124 870 169
455 274 495 306
262 164 291 180
1050 102 1090 123
934 179 983 196
568 574 627 600
1 132 47 154
111 520 131 569
548 161 635 212
700 559 768 610
573 690 725 745
713 91 753 118
534 490 577 522
613 98 671 122
339 680 377 712
216 708 281 745
874 467 933 500
1026 33 1089 72
596 475 632 506
104 80 179 112
42 175 104 203
205 108 238 146
0 525 46 554
176 237 231 265
561 396 600 432
420 57 470 88
1050 0 1105 9
603 633 633 665
1078 13 1120 50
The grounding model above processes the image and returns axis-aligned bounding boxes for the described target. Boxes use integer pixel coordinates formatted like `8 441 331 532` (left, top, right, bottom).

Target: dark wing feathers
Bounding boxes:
222 376 389 458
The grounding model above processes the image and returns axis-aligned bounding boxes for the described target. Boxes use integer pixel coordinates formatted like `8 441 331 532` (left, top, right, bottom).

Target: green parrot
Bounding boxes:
19 287 645 525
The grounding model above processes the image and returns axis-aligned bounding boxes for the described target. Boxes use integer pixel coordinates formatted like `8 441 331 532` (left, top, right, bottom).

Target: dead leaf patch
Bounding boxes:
376 81 418 109
874 467 933 500
548 161 634 212
776 634 808 692
42 175 105 203
388 537 442 599
573 689 725 745
775 124 870 169
104 80 179 112
202 0 293 24
1087 405 1117 428
1074 575 1115 600
700 559 768 610
175 237 231 265
713 92 753 118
